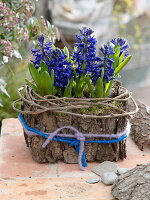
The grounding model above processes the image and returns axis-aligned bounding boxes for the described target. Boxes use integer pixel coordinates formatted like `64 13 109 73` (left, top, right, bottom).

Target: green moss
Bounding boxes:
109 101 124 108
55 112 67 117
55 101 124 117
79 101 124 115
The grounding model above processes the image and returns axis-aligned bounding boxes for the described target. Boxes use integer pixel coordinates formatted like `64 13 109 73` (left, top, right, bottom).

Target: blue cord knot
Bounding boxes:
70 139 80 147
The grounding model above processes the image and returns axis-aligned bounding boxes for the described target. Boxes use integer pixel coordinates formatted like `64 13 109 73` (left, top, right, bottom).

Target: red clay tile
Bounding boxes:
1 118 23 136
0 177 114 200
126 137 149 155
117 154 150 168
1 118 150 200
0 135 58 178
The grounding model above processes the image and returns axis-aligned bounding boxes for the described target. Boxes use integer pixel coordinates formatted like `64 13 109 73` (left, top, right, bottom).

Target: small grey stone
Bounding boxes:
92 161 119 177
117 168 130 175
101 172 117 185
86 177 101 184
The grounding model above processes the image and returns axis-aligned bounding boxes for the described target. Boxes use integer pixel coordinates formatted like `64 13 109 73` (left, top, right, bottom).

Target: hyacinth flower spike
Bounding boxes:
103 38 132 97
72 27 101 97
29 35 74 96
27 27 131 98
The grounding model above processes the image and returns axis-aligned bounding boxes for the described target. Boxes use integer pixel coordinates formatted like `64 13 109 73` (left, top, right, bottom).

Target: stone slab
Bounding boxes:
92 161 118 177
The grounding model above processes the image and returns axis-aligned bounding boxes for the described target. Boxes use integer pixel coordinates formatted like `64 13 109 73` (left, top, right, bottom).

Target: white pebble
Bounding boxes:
86 177 101 184
117 168 130 175
101 172 117 185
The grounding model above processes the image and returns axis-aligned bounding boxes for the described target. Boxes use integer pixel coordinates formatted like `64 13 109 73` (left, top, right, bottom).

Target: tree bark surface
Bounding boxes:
129 100 150 150
112 163 150 200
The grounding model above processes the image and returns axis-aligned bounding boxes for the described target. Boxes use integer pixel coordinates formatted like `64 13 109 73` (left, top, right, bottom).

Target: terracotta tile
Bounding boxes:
126 137 143 154
57 161 102 177
117 154 150 168
126 137 150 155
0 135 58 178
0 178 59 200
1 118 23 136
0 177 114 200
1 118 150 200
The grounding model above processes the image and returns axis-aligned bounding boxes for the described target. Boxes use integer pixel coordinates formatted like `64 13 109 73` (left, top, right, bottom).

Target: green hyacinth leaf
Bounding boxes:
110 45 120 68
40 71 52 95
95 77 103 98
25 79 41 94
115 55 132 75
114 45 120 55
85 75 95 98
63 81 72 97
50 69 55 86
103 80 113 98
63 46 69 58
40 61 49 73
113 58 119 69
119 52 125 64
28 63 41 88
49 69 57 95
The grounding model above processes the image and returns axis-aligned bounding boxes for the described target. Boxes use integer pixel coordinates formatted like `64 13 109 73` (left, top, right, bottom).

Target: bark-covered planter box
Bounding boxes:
13 83 138 169
12 27 139 170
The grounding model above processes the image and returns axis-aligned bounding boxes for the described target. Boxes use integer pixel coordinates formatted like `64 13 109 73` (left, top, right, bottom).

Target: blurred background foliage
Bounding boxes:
0 58 27 120
0 0 150 129
0 45 29 125
0 0 56 128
